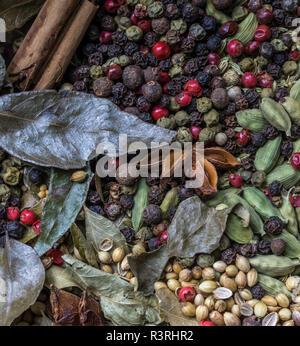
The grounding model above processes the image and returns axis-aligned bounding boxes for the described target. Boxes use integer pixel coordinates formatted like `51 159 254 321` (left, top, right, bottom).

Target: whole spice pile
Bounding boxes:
0 0 300 327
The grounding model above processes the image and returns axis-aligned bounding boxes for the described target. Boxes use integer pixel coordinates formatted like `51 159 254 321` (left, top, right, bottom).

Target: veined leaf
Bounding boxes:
34 167 92 256
0 238 45 326
132 178 149 231
44 265 78 290
0 90 176 169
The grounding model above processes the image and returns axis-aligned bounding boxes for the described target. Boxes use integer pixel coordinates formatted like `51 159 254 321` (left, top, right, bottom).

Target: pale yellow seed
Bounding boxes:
261 295 277 307
196 305 209 322
231 304 241 317
276 293 290 308
38 191 46 199
165 272 178 280
199 280 217 294
279 308 292 321
154 281 167 291
254 302 268 318
172 262 183 274
226 265 238 277
167 279 181 291
181 302 196 317
213 261 227 273
40 184 47 191
202 267 215 280
194 293 205 306
204 295 215 311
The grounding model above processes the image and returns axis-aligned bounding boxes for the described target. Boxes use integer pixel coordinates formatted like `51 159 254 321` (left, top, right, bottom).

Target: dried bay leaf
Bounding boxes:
84 204 128 253
0 238 45 326
34 167 92 256
156 288 198 326
70 223 98 268
166 196 232 258
0 90 176 169
63 255 163 326
0 0 45 32
128 246 169 295
132 178 149 231
0 55 5 90
45 265 78 290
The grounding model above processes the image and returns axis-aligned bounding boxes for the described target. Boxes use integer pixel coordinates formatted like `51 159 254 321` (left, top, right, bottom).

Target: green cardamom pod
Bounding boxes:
205 188 240 207
258 274 292 298
249 255 299 277
236 109 268 132
160 187 179 219
225 213 253 244
205 0 231 24
290 79 300 103
254 136 281 173
266 163 300 189
279 191 299 238
231 13 258 45
281 96 300 126
243 187 286 222
260 98 291 136
265 230 300 260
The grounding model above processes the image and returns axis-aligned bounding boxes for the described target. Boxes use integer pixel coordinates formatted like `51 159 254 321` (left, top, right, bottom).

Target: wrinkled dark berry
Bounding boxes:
104 201 123 221
124 42 139 56
241 157 254 171
7 194 21 208
207 35 222 52
120 227 135 243
28 168 44 185
264 125 279 140
148 185 165 205
178 186 194 201
142 204 163 225
264 216 284 235
6 221 25 239
271 238 286 256
120 194 134 210
148 237 159 251
138 112 153 123
258 239 271 255
240 243 257 258
146 176 160 186
88 205 105 216
268 181 283 196
87 190 102 205
252 132 266 147
221 248 236 265
281 140 293 157
251 284 265 300
288 124 300 141
0 205 6 219
202 15 216 32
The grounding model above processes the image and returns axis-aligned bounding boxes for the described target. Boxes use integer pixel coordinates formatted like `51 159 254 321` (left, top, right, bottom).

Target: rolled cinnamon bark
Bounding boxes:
7 0 81 90
35 0 98 90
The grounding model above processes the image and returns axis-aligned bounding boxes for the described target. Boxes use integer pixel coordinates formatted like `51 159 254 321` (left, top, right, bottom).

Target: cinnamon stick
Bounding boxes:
35 0 98 90
7 0 81 91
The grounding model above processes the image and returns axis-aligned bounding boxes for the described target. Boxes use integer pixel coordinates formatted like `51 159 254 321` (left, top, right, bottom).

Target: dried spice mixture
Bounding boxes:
0 0 300 327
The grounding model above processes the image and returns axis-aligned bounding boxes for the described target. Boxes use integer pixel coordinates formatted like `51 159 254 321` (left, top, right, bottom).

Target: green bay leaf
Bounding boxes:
34 167 91 256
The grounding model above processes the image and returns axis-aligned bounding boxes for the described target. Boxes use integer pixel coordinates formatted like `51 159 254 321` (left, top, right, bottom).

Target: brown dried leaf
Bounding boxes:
79 291 105 326
196 159 218 196
204 147 240 169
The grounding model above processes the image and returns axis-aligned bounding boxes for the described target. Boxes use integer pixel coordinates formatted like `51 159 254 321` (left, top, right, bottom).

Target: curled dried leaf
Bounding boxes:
204 147 240 169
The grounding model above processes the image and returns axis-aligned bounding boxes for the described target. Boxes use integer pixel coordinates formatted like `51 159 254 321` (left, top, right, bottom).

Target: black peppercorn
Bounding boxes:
202 15 217 32
251 132 266 147
148 237 159 251
259 42 274 59
0 205 6 219
88 205 106 216
146 176 160 186
120 227 135 243
264 125 279 140
136 96 151 112
87 190 102 205
6 221 25 239
142 81 162 103
189 112 203 126
144 66 161 83
182 3 199 23
267 63 281 79
207 35 222 52
101 15 117 32
159 59 172 72
166 81 182 96
122 65 144 90
241 157 254 171
143 32 159 48
196 71 211 87
123 91 137 107
281 141 293 157
132 52 149 69
120 194 134 210
240 243 257 257
268 181 283 196
221 248 236 265
288 124 300 141
251 284 266 300
148 185 166 205
258 239 271 254
88 51 103 66
138 112 154 123
107 44 123 58
211 0 232 10
7 194 21 208
158 94 170 108
271 238 286 256
178 186 194 201
151 18 170 35
181 37 196 53
245 89 260 105
112 82 127 99
28 168 44 185
124 42 139 56
142 204 163 225
264 216 284 235
104 201 123 221
273 52 288 66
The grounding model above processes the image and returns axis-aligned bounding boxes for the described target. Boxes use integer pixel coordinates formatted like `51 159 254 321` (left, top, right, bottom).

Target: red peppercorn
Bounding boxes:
220 21 239 37
159 71 170 84
290 194 300 207
236 129 250 147
207 52 220 65
104 0 120 13
178 287 196 303
227 39 244 57
20 210 37 226
152 42 171 60
130 12 137 25
33 220 41 236
139 45 149 54
107 64 122 80
229 174 243 188
184 80 202 97
190 126 202 140
288 51 300 62
163 83 169 94
242 72 257 88
199 321 215 326
245 41 260 57
7 207 20 221
290 153 300 171
138 20 150 33
254 25 271 42
152 106 169 120
45 249 64 265
256 8 273 25
99 31 112 43
175 92 192 107
257 71 273 88
157 230 168 245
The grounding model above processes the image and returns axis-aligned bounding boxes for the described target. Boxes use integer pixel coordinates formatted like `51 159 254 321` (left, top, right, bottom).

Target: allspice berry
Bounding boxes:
142 204 163 225
151 17 170 35
211 88 229 110
93 77 113 97
270 238 286 256
122 65 144 90
142 81 162 103
144 66 161 82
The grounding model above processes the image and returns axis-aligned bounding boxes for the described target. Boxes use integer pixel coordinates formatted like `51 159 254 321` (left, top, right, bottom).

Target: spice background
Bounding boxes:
0 0 300 327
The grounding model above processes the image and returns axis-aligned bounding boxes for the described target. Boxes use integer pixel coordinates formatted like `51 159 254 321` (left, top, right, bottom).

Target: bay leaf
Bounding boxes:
166 196 232 258
84 204 128 253
63 255 163 326
132 178 149 231
45 265 78 290
0 55 5 90
128 246 169 295
0 238 45 326
0 0 45 32
70 223 98 268
156 288 198 326
0 90 176 169
21 191 39 210
34 167 92 256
